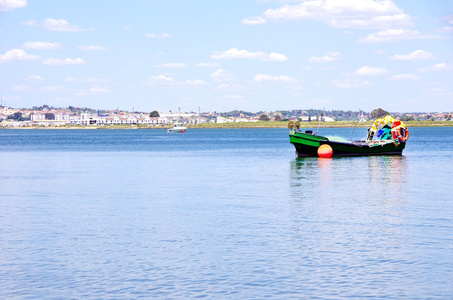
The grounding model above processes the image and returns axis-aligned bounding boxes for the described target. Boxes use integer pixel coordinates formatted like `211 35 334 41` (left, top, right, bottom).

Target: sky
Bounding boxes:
1 0 453 113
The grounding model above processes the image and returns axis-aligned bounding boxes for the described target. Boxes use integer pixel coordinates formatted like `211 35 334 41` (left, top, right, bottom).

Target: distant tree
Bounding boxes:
308 115 311 122
447 115 452 121
7 112 25 121
426 114 432 120
45 113 55 120
401 115 414 121
259 114 270 121
149 110 160 118
274 113 282 121
370 108 390 119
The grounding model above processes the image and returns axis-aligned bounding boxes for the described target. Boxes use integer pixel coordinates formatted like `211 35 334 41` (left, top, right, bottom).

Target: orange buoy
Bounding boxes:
318 144 333 158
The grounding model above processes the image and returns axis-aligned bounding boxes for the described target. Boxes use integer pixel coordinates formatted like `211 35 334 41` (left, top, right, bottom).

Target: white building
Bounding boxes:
30 113 70 126
216 116 258 123
70 113 169 126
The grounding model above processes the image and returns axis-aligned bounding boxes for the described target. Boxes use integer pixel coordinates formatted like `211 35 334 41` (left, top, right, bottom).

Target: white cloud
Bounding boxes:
76 87 110 96
22 19 38 26
155 63 188 68
211 48 266 60
87 87 109 94
388 74 420 81
23 41 61 50
390 49 434 61
448 16 453 24
267 52 288 62
253 74 297 83
211 48 287 62
13 85 27 91
27 75 44 81
419 63 452 73
216 84 230 90
430 87 453 97
146 74 174 86
41 86 65 92
185 79 206 85
43 57 86 65
78 45 107 51
62 77 108 83
308 51 341 63
151 74 173 81
210 69 236 82
145 33 171 38
259 0 412 29
0 0 26 11
145 75 206 88
355 66 388 76
332 78 374 88
43 18 85 31
195 62 221 68
85 78 108 83
0 49 40 63
358 29 440 43
242 17 267 25
440 26 453 34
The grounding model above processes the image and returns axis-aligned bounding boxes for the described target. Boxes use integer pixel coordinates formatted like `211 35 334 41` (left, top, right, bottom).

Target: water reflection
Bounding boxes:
288 155 409 241
290 155 408 203
287 156 410 295
367 156 408 203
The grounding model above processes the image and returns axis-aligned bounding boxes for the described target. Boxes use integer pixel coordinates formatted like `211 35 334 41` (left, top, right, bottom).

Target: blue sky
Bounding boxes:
1 0 452 113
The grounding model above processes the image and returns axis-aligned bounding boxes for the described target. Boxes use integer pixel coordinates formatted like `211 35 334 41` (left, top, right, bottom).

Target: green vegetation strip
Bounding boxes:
189 120 453 129
2 121 452 129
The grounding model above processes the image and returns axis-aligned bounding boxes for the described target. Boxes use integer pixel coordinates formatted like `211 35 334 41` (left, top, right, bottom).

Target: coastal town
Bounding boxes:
0 105 452 127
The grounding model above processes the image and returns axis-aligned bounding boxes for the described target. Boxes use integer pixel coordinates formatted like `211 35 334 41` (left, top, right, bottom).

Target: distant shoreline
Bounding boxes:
1 120 452 129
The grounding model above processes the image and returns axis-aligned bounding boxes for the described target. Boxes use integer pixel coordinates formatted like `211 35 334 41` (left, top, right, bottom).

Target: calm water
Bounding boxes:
1 127 452 299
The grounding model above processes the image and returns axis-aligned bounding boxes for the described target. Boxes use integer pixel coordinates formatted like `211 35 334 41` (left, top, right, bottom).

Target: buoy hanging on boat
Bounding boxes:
318 144 333 158
391 121 409 142
287 120 295 130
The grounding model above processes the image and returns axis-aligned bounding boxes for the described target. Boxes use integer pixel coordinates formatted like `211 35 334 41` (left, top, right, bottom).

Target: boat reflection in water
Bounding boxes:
289 155 408 204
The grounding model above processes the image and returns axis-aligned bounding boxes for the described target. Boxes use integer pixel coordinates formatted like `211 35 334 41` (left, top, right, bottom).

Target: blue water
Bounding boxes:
1 127 452 299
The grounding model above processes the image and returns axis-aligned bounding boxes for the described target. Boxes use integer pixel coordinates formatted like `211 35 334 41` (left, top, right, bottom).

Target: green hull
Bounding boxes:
289 131 405 157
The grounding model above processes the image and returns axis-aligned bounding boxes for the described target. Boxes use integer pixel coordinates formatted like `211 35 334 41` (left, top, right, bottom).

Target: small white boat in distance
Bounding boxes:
167 122 187 133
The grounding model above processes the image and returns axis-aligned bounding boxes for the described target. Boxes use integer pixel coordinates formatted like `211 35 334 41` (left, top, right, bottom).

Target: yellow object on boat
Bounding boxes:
371 115 395 134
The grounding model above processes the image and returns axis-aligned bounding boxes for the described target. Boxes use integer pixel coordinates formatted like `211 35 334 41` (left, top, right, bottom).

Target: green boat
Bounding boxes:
288 116 408 158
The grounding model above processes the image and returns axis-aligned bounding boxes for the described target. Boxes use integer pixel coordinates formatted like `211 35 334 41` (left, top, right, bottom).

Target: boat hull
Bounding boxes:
290 131 405 157
167 128 186 133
